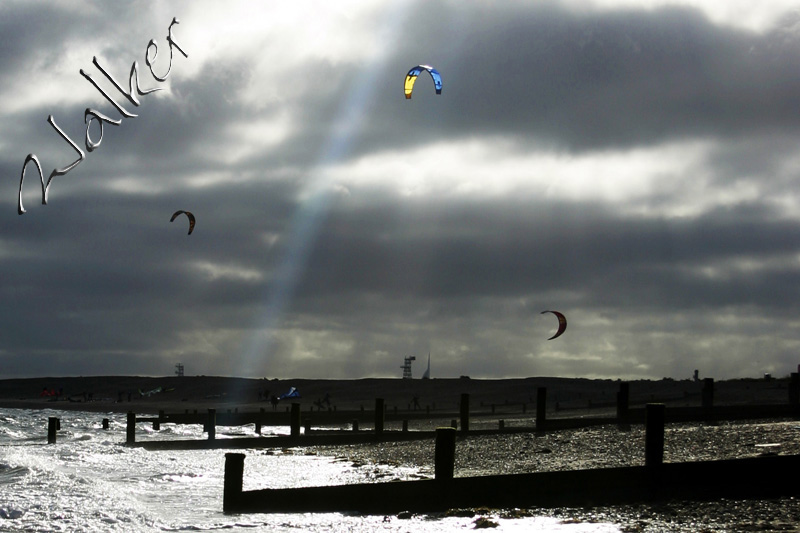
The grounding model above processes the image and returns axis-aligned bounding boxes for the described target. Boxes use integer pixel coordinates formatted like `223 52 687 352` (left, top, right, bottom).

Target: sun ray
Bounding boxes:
235 3 416 377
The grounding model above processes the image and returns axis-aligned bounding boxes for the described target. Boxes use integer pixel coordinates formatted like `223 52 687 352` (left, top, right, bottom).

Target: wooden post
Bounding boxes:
223 453 245 514
207 409 216 441
536 387 547 431
126 412 135 444
303 418 311 435
459 393 470 434
402 419 408 432
789 373 799 405
352 419 359 431
102 418 109 430
522 402 526 414
47 417 58 444
617 382 630 421
701 378 714 408
435 427 456 482
256 408 264 435
450 419 457 429
645 403 665 468
290 403 301 437
375 398 385 436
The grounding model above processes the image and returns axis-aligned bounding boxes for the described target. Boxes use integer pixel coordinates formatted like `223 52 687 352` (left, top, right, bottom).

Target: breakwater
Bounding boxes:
222 404 800 514
104 377 800 450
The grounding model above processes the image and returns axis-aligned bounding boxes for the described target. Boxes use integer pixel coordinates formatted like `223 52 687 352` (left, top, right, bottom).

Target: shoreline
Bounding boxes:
2 391 798 532
2 376 798 532
0 374 792 417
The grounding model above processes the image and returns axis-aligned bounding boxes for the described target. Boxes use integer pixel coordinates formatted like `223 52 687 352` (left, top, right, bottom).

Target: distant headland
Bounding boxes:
0 374 791 416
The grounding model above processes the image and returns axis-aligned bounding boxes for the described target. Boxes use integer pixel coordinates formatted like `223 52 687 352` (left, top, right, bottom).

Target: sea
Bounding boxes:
0 407 620 532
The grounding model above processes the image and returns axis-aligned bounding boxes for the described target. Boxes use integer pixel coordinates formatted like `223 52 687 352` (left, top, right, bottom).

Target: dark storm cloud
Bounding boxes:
264 1 800 162
0 3 83 76
16 2 797 198
4 1 800 379
3 156 300 368
294 194 800 309
7 181 800 377
0 1 183 99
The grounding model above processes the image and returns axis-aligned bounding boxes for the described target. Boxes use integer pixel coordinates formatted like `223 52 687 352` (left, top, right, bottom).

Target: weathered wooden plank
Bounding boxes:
224 454 800 514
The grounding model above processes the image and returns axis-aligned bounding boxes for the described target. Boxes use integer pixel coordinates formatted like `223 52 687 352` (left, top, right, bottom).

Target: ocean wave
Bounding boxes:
150 472 203 483
0 427 28 440
0 463 30 483
0 507 24 520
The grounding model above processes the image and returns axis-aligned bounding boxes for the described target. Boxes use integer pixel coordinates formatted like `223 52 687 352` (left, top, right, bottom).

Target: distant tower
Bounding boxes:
401 356 416 379
175 363 184 377
422 353 430 380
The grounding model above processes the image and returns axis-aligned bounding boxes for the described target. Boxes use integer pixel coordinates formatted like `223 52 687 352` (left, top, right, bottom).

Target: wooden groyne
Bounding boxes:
37 376 800 446
134 430 441 451
223 405 800 514
126 398 448 450
120 377 800 450
224 454 800 514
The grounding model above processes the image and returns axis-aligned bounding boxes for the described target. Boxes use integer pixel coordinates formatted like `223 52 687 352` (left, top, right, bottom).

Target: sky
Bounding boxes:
3 0 800 381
